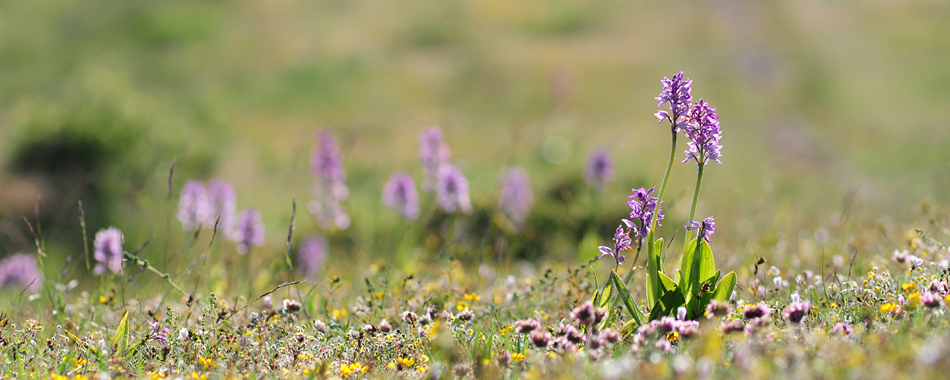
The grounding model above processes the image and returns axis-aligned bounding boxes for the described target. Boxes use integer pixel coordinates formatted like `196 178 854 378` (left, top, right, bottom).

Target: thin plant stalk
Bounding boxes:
625 123 678 283
682 162 705 250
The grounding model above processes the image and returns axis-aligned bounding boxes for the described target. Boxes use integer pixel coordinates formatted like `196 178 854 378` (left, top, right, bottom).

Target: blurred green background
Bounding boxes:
1 0 949 278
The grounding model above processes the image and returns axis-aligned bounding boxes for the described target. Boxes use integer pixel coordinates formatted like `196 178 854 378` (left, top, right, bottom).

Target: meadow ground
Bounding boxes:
2 0 950 379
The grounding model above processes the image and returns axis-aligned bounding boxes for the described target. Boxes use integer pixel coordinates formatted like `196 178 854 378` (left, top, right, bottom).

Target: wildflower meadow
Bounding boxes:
2 2 950 379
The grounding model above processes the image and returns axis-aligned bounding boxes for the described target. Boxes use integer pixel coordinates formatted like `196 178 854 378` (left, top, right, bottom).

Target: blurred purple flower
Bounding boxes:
93 227 124 276
498 167 533 229
654 71 693 128
207 178 237 235
297 234 329 279
309 132 350 229
177 180 211 232
382 173 420 220
685 216 716 243
584 148 614 192
741 302 771 322
682 99 722 165
419 127 451 192
436 164 472 214
627 187 662 233
832 322 853 335
514 319 542 334
0 253 42 292
921 291 941 308
783 293 811 324
232 209 264 254
149 321 169 347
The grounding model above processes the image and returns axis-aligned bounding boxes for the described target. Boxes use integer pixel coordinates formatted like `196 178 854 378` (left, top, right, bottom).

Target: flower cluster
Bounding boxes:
93 227 124 276
382 173 420 220
682 99 723 165
0 253 42 292
435 164 472 214
498 166 533 229
177 179 237 234
419 127 450 192
310 132 350 229
684 216 716 243
584 148 614 192
654 72 693 128
627 187 662 233
233 209 264 255
297 234 328 279
636 312 700 352
598 220 633 266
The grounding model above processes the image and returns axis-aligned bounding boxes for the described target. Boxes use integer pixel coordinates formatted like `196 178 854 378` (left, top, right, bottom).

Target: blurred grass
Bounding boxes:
0 0 949 273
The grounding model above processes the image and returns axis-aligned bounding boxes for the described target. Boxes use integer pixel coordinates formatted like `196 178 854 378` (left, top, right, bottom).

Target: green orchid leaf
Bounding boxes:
675 238 698 287
114 311 129 357
697 240 717 289
649 288 686 321
611 271 645 326
599 276 614 310
711 272 737 302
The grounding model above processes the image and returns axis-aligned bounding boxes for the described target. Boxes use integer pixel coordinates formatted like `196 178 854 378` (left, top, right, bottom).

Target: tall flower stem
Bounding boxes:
683 162 705 250
625 130 677 283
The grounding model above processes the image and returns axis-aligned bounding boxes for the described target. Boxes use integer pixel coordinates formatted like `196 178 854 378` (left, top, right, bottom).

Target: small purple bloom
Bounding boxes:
655 71 693 128
435 164 472 214
783 295 811 324
382 173 420 220
721 320 745 334
584 148 614 192
531 330 553 348
232 209 264 254
682 99 722 165
149 321 169 347
685 216 716 243
309 132 350 229
741 302 771 322
207 178 237 235
0 253 42 292
93 227 124 276
498 167 533 229
569 301 605 326
177 180 211 232
892 250 908 263
598 221 633 266
704 300 733 318
921 291 941 309
627 187 663 233
832 322 854 335
514 319 542 334
297 234 328 279
419 127 451 192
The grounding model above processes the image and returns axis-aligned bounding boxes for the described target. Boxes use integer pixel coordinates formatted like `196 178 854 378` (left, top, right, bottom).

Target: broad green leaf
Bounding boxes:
704 269 722 286
590 289 601 306
658 271 677 293
610 271 645 326
697 241 717 289
675 238 698 287
648 288 686 321
711 272 737 302
114 311 129 356
599 277 614 310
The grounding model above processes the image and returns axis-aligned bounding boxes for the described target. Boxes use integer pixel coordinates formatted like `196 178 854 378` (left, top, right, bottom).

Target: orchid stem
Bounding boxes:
683 162 705 250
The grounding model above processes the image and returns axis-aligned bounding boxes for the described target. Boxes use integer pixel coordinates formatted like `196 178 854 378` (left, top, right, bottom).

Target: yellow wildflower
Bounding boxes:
511 353 525 363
